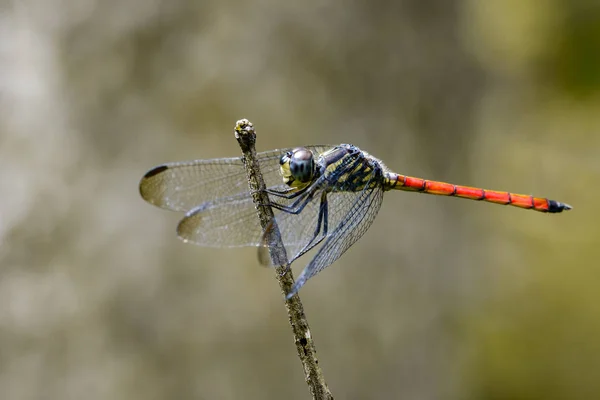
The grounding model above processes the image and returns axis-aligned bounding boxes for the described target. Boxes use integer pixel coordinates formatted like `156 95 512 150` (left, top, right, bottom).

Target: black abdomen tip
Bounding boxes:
548 200 573 213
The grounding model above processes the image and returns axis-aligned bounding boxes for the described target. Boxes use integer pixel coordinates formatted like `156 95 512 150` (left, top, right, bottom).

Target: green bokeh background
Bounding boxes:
1 0 598 399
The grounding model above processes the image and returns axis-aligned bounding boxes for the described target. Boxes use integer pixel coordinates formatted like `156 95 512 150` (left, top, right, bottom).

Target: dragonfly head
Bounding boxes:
280 147 315 188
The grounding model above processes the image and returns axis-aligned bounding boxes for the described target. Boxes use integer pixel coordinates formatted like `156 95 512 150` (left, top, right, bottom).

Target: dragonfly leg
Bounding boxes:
255 185 312 210
289 191 329 264
266 186 309 200
258 189 317 264
266 184 319 214
277 193 328 276
270 191 315 215
266 187 295 195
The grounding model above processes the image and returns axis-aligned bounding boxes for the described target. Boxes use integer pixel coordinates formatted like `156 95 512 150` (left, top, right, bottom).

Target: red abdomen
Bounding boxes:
385 173 571 213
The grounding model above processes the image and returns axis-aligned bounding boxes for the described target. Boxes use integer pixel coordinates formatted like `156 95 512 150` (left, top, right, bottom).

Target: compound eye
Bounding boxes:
289 148 314 183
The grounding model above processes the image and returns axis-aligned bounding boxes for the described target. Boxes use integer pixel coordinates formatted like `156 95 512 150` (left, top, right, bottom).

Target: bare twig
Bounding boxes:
234 119 333 400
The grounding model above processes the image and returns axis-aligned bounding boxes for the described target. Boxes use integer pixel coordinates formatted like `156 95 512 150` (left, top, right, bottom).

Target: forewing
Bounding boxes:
140 146 333 212
139 150 282 212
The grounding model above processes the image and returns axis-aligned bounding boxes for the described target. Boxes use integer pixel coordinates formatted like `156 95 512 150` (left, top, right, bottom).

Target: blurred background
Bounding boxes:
1 0 598 399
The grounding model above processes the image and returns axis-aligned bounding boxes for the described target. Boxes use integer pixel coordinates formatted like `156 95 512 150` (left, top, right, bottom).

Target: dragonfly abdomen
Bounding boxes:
384 173 571 213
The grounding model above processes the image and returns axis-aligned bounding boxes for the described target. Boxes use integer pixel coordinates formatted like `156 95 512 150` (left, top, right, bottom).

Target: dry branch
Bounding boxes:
234 119 333 400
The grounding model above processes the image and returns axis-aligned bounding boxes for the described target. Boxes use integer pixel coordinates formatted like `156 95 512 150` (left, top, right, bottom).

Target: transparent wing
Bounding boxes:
287 183 385 298
173 146 331 248
139 146 332 212
177 185 330 250
258 185 327 265
176 192 264 247
258 189 365 266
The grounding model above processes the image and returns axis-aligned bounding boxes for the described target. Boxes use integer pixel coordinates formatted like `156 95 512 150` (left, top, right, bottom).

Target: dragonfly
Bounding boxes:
140 143 571 299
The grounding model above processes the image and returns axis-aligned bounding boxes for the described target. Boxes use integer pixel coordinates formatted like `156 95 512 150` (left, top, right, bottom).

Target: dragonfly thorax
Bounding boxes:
280 147 316 188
